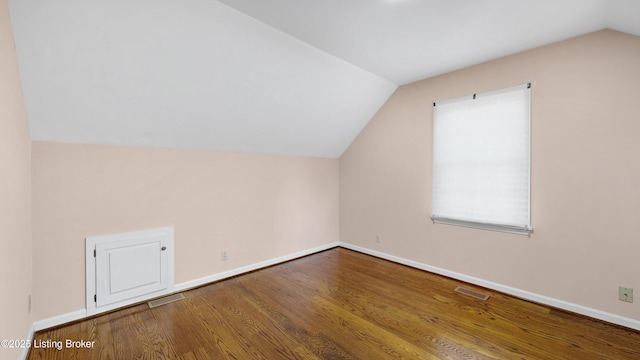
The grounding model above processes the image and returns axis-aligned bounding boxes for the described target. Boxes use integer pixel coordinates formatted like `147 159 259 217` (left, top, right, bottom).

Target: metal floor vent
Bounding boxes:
148 293 185 308
454 286 490 301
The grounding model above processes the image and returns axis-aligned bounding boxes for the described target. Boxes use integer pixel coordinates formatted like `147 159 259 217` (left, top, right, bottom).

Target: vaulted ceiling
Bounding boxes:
8 0 640 158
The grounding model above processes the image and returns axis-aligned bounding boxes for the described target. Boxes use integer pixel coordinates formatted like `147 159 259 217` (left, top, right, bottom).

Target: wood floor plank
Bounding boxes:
283 251 519 358
234 274 359 359
150 293 227 359
277 268 495 359
244 263 443 359
223 284 325 359
109 304 174 360
27 248 640 359
175 284 257 359
200 281 308 359
282 252 516 359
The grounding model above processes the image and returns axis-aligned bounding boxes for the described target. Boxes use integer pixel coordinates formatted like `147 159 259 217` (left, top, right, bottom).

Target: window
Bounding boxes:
431 83 532 235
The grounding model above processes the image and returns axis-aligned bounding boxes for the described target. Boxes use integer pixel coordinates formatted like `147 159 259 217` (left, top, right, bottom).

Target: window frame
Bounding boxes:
431 83 532 236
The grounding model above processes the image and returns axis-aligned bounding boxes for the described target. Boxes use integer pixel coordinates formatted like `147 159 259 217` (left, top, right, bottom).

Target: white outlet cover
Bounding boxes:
619 286 634 303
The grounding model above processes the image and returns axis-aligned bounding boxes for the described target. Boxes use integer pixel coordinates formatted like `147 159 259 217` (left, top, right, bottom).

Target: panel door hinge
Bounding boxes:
94 294 97 303
93 249 96 257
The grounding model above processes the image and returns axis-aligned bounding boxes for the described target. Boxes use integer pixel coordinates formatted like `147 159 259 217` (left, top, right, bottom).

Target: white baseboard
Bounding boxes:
30 242 339 332
19 324 35 360
173 242 339 292
338 242 640 331
33 309 86 332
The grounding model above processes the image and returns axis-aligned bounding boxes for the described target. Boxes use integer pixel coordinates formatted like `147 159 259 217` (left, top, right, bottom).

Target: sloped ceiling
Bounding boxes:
219 0 640 85
8 0 640 158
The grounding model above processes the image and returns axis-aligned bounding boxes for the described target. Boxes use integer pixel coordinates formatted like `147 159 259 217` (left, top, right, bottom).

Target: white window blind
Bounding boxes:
432 84 531 235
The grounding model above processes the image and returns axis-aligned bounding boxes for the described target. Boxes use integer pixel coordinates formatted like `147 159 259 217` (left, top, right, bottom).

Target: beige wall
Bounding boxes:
0 0 32 358
340 29 640 321
32 142 338 320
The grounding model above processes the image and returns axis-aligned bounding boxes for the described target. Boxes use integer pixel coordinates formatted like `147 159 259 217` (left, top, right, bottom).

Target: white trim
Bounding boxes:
31 242 339 331
19 324 35 360
33 309 86 332
338 242 640 331
173 242 339 292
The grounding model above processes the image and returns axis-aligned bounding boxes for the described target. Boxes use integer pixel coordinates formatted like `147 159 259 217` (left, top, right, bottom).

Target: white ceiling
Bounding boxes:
8 0 640 158
219 0 640 84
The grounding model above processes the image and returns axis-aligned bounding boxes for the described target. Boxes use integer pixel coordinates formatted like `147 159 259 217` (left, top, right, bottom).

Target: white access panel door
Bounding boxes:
96 236 168 307
86 227 174 315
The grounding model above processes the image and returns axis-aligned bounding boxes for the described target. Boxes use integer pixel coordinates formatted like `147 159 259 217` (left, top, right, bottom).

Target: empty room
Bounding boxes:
2 0 640 359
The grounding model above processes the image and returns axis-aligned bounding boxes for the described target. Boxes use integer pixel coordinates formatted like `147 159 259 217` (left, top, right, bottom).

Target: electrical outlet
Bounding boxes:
376 234 381 243
619 286 633 303
222 250 228 261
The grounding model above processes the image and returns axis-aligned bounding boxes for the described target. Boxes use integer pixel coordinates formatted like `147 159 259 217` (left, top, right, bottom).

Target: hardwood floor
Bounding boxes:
28 248 640 359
